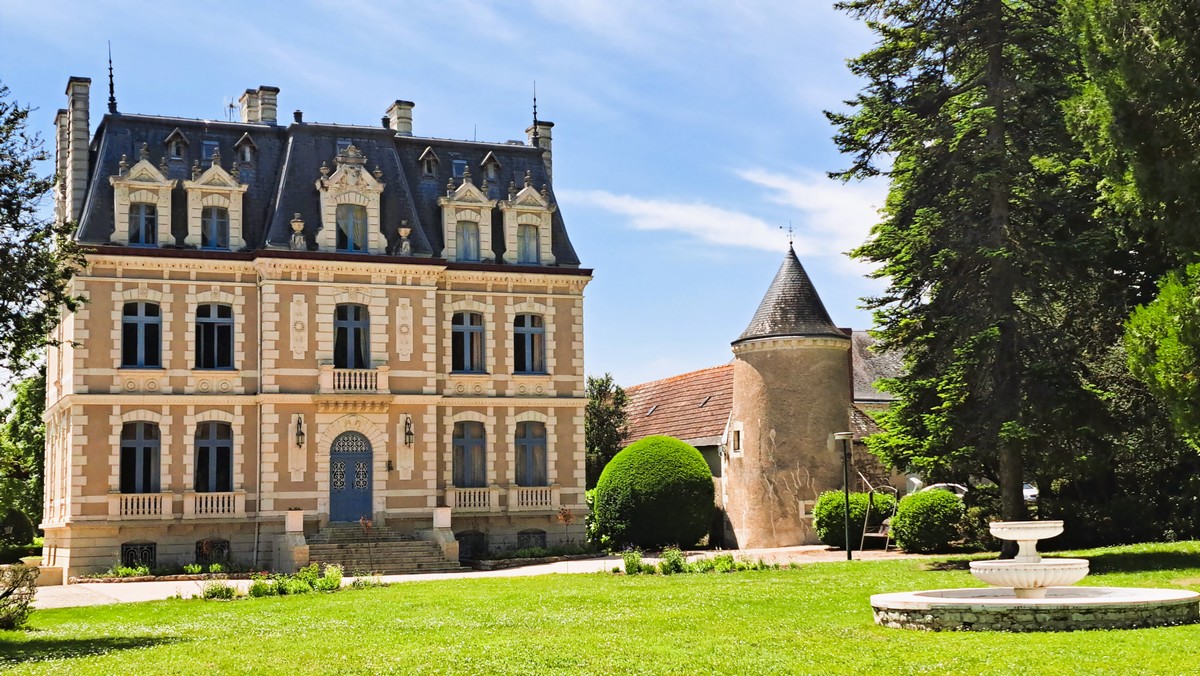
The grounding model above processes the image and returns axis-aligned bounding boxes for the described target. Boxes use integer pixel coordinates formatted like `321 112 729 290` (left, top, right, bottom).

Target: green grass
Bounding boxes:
4 541 1200 674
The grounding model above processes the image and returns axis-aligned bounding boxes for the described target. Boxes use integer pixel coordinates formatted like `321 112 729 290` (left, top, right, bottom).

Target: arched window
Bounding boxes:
120 422 160 494
201 206 229 250
517 224 540 265
456 221 480 262
515 421 548 487
194 422 233 493
129 203 157 246
122 302 161 368
514 314 545 374
334 304 370 369
452 421 487 488
451 312 485 373
336 204 368 252
195 304 234 369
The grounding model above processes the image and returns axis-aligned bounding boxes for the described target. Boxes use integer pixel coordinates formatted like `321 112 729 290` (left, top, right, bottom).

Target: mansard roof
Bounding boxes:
733 246 845 343
74 112 581 266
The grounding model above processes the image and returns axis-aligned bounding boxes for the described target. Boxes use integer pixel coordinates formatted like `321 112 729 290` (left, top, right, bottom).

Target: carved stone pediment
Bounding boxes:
314 145 386 253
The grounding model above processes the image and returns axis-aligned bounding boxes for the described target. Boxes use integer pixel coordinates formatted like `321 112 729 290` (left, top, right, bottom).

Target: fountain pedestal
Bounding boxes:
968 520 1087 598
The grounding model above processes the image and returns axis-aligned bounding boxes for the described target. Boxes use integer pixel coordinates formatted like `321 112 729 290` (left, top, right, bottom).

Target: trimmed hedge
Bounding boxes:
594 435 714 548
813 491 897 549
892 490 965 553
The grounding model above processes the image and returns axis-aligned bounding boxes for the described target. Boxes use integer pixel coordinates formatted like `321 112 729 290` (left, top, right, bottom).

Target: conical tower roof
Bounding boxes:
733 246 846 344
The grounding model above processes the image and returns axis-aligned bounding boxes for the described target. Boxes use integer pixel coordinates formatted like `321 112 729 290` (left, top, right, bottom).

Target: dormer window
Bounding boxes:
481 151 501 183
163 128 190 161
240 146 253 163
456 221 480 262
234 132 257 166
336 204 368 252
452 160 468 178
201 207 229 250
169 141 184 159
419 146 440 177
129 204 158 246
202 141 219 162
517 224 539 265
499 173 556 266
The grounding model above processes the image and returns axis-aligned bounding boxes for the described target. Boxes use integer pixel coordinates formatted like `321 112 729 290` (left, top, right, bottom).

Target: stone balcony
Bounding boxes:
108 492 174 519
507 485 561 512
445 486 501 512
318 362 390 394
444 484 562 513
183 490 247 519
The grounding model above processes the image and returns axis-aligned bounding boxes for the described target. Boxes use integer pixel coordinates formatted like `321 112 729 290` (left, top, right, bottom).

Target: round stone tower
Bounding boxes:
722 246 851 548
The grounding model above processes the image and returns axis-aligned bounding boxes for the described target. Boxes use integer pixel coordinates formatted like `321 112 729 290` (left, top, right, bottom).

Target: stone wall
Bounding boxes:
874 600 1200 632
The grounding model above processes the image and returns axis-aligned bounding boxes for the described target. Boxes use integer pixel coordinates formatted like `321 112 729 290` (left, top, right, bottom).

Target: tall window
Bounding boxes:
515 421 548 487
122 302 161 368
120 422 160 494
195 304 234 369
334 304 370 369
517 224 540 265
452 312 485 373
129 203 157 246
336 204 368 252
514 314 545 374
194 422 233 493
452 421 487 488
201 206 229 250
456 221 480 262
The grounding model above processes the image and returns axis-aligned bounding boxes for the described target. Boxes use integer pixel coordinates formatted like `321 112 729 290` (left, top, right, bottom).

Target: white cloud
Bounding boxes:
559 170 887 260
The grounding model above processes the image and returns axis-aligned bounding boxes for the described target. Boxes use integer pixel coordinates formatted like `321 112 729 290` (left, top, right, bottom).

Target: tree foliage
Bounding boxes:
584 373 628 488
0 82 82 375
0 367 45 529
829 0 1115 522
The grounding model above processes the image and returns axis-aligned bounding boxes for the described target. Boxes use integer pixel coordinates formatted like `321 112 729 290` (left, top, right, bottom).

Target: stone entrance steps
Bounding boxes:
307 527 466 575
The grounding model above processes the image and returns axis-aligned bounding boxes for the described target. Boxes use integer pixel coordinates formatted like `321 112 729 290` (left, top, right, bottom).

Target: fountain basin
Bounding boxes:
872 587 1200 631
988 520 1064 541
969 558 1089 597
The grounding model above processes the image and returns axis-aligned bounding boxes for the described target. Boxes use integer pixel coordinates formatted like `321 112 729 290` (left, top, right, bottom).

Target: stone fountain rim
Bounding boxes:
871 586 1200 610
969 557 1088 570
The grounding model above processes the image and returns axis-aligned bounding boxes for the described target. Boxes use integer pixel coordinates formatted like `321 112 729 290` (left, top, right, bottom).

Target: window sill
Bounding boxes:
512 371 549 377
119 366 165 371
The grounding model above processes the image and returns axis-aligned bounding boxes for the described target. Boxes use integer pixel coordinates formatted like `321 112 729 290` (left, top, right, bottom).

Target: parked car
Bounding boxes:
919 483 968 498
1023 482 1039 503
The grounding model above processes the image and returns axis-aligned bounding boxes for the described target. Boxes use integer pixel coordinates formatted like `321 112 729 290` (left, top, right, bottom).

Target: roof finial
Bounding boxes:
107 41 118 114
780 221 795 249
531 81 539 146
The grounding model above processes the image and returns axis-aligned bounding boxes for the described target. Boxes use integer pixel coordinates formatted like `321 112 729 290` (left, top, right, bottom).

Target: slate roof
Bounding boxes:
852 330 903 403
623 364 734 447
74 110 581 266
733 246 845 343
851 404 882 441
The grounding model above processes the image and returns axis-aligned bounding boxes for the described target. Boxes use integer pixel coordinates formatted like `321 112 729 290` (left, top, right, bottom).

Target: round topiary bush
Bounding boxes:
813 491 897 549
891 489 965 553
593 435 714 549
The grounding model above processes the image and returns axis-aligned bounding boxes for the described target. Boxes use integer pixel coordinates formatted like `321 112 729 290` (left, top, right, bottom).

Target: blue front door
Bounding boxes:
329 432 372 522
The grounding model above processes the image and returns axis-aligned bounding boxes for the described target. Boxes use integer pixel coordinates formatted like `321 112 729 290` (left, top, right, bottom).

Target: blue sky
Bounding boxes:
1 1 887 388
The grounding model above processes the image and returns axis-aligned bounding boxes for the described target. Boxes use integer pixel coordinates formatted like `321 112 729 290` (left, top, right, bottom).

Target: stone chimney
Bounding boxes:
54 108 69 224
257 86 279 124
525 120 554 183
65 77 91 224
240 86 279 123
238 89 260 123
386 100 414 136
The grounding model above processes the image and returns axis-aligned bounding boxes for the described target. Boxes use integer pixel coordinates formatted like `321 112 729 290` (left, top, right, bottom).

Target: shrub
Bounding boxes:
201 580 235 600
594 435 714 549
0 564 38 629
892 490 966 553
107 564 150 578
0 510 34 549
711 554 735 573
621 549 643 575
315 564 343 592
270 576 291 596
658 547 686 575
295 563 320 589
960 484 1001 551
285 578 313 595
207 562 224 575
183 563 202 575
248 577 274 598
812 491 897 549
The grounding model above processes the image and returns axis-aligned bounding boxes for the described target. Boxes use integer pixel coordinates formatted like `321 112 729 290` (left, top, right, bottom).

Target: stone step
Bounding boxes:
307 537 463 575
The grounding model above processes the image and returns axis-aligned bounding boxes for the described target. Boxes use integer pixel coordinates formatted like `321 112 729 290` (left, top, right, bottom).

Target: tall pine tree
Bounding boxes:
829 0 1114 523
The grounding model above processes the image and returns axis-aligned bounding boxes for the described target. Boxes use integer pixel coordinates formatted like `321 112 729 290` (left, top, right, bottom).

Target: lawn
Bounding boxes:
4 541 1200 675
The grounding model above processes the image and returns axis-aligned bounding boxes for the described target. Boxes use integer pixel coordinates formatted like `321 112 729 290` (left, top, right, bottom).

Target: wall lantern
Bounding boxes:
386 460 395 472
295 415 305 448
404 414 414 446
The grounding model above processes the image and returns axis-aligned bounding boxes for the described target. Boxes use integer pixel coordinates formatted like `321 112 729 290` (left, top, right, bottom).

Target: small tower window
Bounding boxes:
202 141 219 162
452 160 468 178
240 145 253 163
169 141 184 159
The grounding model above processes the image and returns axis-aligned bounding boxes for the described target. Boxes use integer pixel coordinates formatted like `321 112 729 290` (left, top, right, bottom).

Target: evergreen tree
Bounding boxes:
584 373 629 489
829 0 1114 523
0 82 82 374
0 368 46 528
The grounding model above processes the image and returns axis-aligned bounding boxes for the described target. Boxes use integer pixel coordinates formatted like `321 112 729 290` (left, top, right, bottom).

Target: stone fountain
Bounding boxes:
871 520 1200 631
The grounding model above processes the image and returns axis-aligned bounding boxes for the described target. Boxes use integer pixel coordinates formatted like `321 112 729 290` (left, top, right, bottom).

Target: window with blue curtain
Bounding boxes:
129 203 157 246
122 302 161 368
517 224 539 265
452 312 485 372
336 204 368 252
514 314 545 374
334 304 370 369
456 221 480 261
201 206 229 250
194 422 233 492
120 422 160 494
452 421 487 488
515 421 548 487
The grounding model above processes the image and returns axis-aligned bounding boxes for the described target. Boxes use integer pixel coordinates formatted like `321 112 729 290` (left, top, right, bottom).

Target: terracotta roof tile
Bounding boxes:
624 363 734 446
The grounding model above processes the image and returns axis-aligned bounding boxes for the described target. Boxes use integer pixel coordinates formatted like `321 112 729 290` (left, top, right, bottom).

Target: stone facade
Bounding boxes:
41 77 589 578
873 599 1200 632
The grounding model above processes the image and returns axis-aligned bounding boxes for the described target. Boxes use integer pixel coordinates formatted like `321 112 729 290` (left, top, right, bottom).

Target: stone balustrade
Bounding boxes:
108 492 173 518
184 490 246 518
